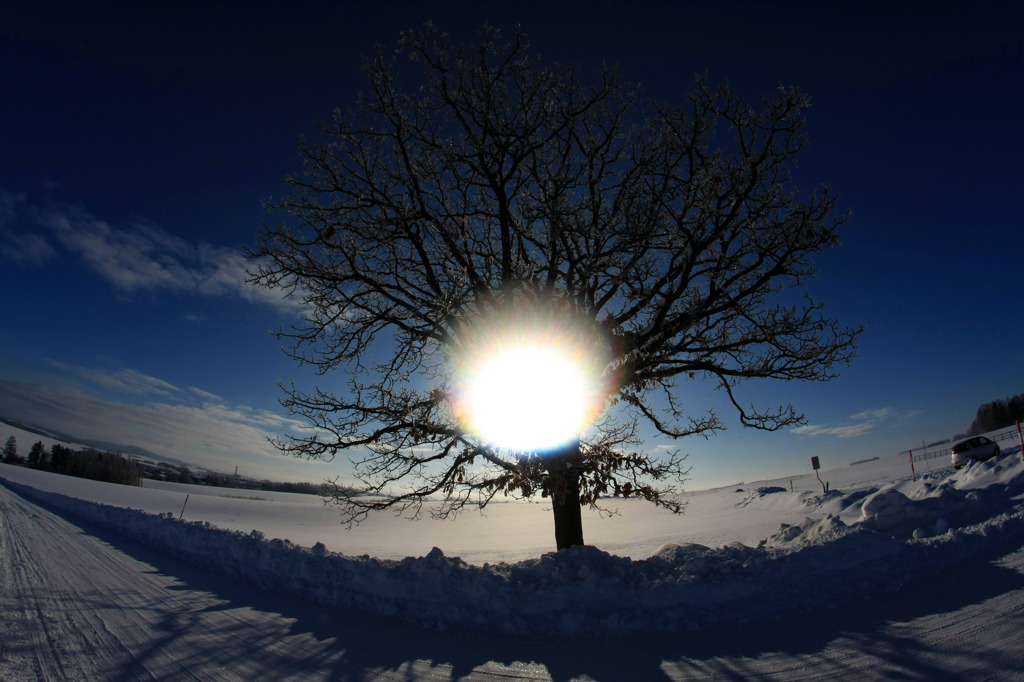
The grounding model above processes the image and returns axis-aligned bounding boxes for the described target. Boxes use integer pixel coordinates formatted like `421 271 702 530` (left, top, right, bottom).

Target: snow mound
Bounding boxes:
814 488 874 515
5 455 1024 638
857 464 1024 539
766 514 850 546
736 486 791 507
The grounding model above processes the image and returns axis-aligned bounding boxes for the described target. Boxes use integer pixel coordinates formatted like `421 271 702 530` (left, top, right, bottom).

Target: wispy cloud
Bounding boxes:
0 228 56 265
850 407 898 421
45 361 183 398
0 191 56 264
0 189 301 311
793 406 923 439
791 422 875 439
0 368 329 482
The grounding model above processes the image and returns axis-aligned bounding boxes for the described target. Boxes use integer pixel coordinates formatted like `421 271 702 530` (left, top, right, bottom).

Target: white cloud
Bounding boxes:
791 423 875 439
851 407 898 421
187 386 223 402
0 189 302 312
0 190 56 264
35 362 296 432
0 229 56 265
793 406 923 440
44 361 183 398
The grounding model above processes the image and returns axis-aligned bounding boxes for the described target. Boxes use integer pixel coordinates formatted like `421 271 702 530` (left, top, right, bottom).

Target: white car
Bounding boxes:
951 436 1000 469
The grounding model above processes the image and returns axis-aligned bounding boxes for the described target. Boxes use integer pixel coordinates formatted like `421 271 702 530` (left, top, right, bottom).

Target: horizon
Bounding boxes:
6 414 1018 494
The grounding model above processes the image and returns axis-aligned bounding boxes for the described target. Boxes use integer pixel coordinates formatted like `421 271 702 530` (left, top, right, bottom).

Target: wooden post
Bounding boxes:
909 449 916 481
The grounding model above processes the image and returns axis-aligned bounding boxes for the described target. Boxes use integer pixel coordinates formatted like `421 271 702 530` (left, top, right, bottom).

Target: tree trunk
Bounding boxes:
549 439 584 550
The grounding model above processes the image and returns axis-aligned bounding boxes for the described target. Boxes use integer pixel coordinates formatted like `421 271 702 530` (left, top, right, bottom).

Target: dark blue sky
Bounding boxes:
1 1 1021 487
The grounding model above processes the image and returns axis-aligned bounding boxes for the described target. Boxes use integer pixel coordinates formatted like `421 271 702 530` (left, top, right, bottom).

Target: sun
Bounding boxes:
467 345 588 451
452 298 615 453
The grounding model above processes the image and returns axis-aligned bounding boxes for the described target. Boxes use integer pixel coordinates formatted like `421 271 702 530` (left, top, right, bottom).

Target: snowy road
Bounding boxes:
2 482 1024 680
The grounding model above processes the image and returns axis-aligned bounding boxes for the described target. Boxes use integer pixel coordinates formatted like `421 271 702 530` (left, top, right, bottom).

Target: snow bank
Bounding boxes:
4 454 1024 638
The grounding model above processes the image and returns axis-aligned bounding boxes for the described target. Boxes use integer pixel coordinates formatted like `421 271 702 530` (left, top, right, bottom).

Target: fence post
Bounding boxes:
909 449 916 481
1018 421 1023 462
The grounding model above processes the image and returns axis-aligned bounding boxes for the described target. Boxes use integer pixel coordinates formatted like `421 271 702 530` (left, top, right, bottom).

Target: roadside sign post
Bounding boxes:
811 456 827 494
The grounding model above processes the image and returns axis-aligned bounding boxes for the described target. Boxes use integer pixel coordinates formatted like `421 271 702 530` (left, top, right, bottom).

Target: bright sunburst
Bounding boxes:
467 345 588 451
452 297 614 453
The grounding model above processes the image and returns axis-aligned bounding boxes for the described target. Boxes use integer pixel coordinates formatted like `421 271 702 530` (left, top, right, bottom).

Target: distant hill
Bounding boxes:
0 416 170 464
0 416 67 442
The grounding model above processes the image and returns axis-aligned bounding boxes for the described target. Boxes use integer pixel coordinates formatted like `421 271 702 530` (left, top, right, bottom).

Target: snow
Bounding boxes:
2 425 1024 641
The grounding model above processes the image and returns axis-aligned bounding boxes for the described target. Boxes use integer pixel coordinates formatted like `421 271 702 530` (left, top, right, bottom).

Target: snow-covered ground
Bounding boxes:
2 425 1024 679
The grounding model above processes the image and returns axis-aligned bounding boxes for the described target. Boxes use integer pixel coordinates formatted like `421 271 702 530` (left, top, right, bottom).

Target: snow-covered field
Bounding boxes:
2 425 1024 679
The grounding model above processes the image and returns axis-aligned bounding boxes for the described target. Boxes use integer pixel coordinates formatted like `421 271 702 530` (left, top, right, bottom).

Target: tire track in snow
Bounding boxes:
0 483 541 680
2 492 80 680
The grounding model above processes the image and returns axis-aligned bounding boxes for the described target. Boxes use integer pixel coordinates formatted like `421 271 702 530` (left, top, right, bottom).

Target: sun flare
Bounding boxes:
452 298 615 453
467 345 588 451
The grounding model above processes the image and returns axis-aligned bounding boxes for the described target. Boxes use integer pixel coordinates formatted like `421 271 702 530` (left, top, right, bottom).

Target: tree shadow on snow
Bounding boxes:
34 501 1024 682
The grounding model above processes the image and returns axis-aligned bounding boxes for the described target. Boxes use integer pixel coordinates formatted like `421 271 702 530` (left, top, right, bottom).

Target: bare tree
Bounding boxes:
247 24 861 550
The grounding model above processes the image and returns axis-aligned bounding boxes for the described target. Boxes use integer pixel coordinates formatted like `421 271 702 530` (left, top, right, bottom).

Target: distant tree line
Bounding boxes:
1 437 141 486
138 460 197 484
258 480 324 495
135 458 324 495
202 473 325 496
968 393 1024 436
3 435 325 495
